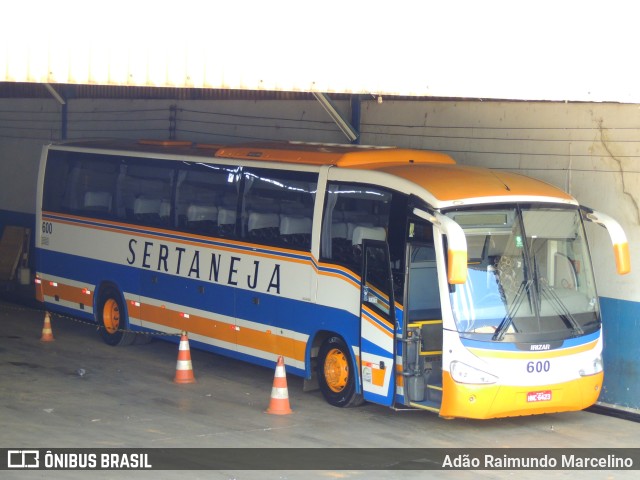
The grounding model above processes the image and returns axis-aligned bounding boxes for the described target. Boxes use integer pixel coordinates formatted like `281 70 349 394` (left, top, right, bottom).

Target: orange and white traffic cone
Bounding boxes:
40 312 55 342
174 331 196 384
265 355 292 415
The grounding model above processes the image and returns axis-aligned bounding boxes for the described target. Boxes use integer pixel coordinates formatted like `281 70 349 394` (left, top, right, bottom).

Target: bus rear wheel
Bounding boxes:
317 336 364 408
96 287 136 346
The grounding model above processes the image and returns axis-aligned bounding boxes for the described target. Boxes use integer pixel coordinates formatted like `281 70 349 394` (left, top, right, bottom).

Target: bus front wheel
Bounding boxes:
96 287 136 346
317 336 364 408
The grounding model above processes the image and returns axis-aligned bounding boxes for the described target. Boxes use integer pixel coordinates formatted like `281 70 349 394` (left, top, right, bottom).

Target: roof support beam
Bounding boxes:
43 84 68 140
44 84 66 105
350 95 362 145
312 92 359 143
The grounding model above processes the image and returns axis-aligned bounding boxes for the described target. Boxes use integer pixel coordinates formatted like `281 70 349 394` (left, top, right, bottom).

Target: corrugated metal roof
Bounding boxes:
0 83 327 100
0 82 454 102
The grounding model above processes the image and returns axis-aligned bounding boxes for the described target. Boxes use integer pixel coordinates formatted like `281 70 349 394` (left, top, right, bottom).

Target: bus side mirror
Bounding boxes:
413 208 468 284
582 207 631 275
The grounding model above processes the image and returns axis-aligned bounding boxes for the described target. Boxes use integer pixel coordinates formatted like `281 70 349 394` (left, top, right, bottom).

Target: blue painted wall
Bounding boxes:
600 296 640 410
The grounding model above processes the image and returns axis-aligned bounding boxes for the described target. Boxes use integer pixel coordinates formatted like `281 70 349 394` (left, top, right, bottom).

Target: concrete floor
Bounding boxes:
1 298 639 480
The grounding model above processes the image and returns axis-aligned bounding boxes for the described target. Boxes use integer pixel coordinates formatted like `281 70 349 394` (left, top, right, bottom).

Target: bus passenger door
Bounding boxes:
360 240 396 406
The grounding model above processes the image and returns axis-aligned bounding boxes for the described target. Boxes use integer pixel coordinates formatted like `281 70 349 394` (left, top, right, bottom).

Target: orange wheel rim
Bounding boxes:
324 348 349 393
103 298 120 334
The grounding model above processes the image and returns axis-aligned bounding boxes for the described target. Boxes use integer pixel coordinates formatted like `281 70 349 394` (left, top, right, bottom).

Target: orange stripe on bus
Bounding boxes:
42 280 308 364
140 303 238 345
45 213 313 265
362 308 393 339
396 364 404 387
42 282 94 305
139 303 306 363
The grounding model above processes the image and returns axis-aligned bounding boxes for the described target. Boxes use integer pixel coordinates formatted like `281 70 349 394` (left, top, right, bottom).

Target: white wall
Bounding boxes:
360 100 639 303
1 97 637 302
0 99 60 214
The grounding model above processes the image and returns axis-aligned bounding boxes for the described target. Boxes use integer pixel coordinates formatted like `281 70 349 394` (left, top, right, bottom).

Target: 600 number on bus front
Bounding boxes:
42 221 53 235
527 360 550 373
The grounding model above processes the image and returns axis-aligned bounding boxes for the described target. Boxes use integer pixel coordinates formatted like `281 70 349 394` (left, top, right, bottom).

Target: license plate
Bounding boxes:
527 390 552 402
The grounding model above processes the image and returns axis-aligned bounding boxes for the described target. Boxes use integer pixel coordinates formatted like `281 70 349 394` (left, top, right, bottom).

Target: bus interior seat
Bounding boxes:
217 208 237 236
280 215 312 247
332 222 348 239
352 226 386 246
248 212 280 240
187 204 218 233
133 197 162 224
83 191 112 212
351 226 387 265
159 199 171 225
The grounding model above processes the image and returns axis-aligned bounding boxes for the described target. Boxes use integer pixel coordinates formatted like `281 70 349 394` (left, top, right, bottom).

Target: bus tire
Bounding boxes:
96 286 136 347
317 336 364 408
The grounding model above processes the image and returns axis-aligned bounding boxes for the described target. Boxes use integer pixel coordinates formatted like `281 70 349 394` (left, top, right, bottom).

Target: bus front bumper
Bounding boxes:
438 371 603 420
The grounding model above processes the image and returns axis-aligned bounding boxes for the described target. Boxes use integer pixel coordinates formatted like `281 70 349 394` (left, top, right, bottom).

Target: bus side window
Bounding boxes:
42 151 72 213
241 168 317 251
407 244 441 321
176 163 240 237
71 155 119 219
118 158 173 227
320 182 398 270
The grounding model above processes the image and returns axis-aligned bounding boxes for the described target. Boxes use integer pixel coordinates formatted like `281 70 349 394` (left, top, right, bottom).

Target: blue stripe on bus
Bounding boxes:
361 389 393 406
311 257 361 285
44 212 375 294
360 337 393 358
37 248 361 378
361 308 394 334
459 329 600 351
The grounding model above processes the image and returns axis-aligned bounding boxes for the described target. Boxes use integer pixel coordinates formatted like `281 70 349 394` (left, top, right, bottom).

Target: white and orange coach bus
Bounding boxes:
35 139 630 419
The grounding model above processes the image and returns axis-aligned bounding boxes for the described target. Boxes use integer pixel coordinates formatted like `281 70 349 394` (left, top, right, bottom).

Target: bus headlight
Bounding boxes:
450 361 498 384
579 354 603 376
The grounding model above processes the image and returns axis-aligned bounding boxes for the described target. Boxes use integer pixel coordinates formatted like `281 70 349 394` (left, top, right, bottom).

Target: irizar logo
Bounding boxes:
530 344 551 351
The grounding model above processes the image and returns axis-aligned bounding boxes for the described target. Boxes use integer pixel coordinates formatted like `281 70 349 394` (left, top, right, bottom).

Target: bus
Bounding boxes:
35 139 630 419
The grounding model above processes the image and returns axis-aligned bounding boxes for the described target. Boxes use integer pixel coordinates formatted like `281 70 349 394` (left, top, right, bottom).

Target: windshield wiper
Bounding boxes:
493 279 532 341
532 255 584 336
538 280 584 335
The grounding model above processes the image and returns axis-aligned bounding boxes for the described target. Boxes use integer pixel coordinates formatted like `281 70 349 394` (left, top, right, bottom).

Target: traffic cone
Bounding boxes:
40 312 55 342
265 355 293 415
174 331 196 384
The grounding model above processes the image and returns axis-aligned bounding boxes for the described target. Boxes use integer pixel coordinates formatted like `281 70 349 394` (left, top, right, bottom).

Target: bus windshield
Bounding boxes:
446 205 600 342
